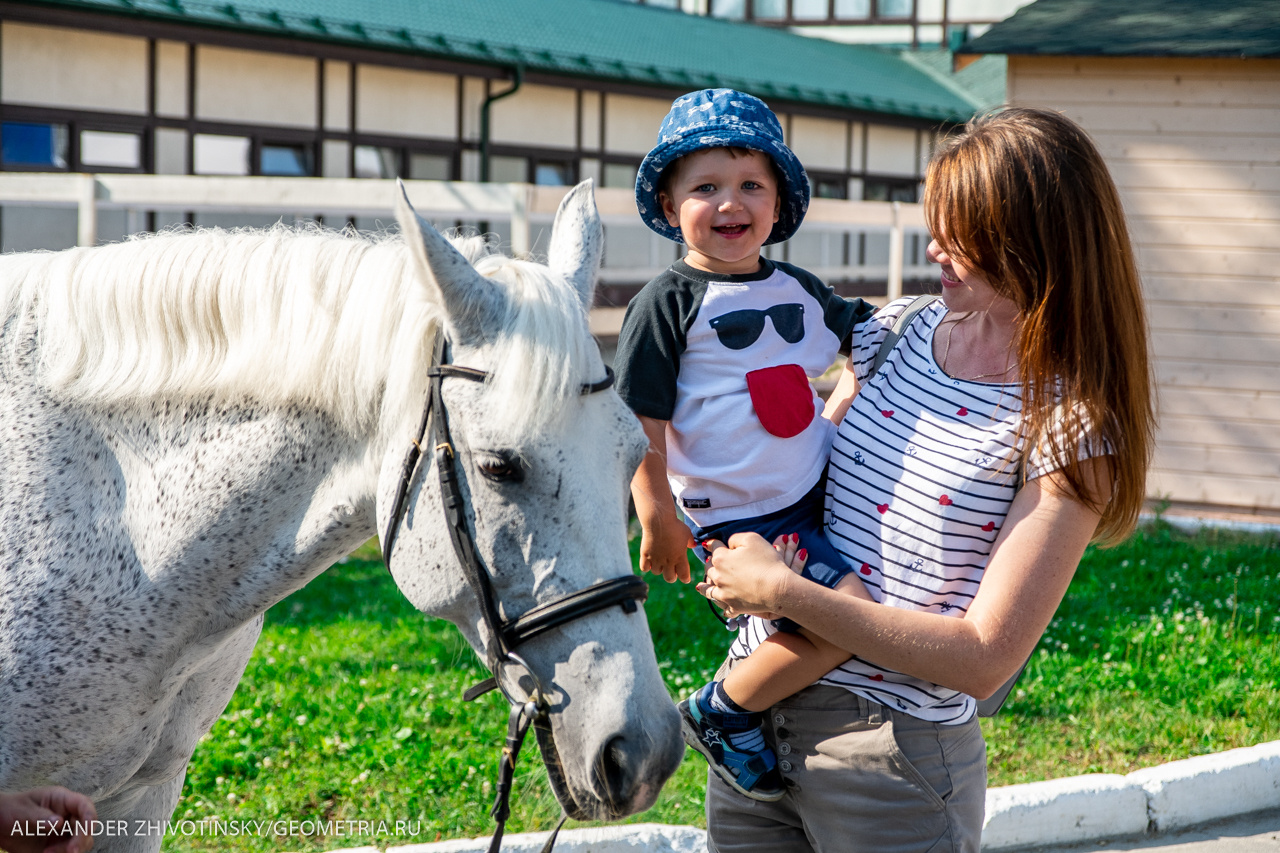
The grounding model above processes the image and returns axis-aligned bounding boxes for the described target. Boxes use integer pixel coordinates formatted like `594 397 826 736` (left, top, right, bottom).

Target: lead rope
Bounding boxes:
487 700 564 853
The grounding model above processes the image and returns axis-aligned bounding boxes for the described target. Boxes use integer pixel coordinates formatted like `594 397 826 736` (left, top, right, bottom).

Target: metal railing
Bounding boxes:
0 174 934 331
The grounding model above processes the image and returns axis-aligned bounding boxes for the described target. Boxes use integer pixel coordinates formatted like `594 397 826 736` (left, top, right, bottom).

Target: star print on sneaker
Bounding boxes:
678 682 784 802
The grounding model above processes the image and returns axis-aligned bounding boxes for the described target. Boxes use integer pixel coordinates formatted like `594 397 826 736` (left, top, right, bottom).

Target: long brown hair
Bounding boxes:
923 107 1155 544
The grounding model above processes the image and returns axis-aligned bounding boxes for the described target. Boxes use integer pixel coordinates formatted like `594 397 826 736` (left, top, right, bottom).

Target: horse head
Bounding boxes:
377 181 684 821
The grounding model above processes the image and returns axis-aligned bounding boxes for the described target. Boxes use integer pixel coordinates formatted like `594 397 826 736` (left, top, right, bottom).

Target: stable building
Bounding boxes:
0 0 980 260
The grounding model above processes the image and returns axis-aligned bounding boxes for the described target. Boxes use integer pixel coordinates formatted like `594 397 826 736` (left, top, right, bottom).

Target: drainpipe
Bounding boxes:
479 64 524 183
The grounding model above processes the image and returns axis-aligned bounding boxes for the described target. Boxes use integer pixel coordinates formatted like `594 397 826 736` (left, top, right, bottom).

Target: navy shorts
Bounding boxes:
691 480 854 633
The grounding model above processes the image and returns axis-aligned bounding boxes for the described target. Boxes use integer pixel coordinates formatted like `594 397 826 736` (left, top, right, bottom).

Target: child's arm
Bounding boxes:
821 355 860 426
630 415 695 584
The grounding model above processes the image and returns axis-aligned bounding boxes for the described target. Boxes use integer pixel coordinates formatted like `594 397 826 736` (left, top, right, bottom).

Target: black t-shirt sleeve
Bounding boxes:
614 270 702 421
778 261 877 356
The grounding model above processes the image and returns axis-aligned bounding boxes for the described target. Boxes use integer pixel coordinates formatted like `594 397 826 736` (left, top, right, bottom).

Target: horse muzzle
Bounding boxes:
535 695 683 821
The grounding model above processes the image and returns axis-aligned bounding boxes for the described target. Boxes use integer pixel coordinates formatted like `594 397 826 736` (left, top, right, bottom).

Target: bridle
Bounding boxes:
381 330 649 853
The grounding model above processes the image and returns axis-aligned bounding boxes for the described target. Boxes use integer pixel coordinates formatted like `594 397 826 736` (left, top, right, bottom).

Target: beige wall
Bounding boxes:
323 61 351 131
356 65 457 139
1009 55 1280 511
604 93 674 155
491 83 577 148
2 22 148 113
196 45 316 127
865 124 919 176
789 115 848 171
155 40 188 118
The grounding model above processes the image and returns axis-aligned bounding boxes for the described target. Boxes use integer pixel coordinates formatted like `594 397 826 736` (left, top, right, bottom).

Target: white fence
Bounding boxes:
0 174 933 333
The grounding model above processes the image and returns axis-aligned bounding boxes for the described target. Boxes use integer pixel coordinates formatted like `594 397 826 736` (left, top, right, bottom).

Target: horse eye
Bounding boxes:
476 451 524 483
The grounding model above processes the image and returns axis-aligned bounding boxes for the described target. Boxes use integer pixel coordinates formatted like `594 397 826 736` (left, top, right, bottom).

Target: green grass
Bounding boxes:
168 524 1280 851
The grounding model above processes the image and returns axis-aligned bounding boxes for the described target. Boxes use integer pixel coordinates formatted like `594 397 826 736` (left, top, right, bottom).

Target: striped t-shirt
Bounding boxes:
729 296 1076 724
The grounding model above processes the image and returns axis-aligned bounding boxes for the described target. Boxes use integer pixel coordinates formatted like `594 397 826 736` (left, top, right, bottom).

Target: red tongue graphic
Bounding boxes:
746 364 815 438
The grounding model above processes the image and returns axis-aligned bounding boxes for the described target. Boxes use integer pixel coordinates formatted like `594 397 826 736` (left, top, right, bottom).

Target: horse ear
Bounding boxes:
547 179 603 313
394 179 504 345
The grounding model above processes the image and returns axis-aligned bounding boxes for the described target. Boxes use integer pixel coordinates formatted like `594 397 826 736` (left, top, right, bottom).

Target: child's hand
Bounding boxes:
772 533 808 576
638 516 694 584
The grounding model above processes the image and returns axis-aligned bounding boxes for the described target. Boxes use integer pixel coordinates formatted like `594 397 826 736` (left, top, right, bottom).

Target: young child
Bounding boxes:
615 89 877 801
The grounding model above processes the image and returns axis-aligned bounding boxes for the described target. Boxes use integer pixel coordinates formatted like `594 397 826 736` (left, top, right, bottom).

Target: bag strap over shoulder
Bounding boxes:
869 294 940 380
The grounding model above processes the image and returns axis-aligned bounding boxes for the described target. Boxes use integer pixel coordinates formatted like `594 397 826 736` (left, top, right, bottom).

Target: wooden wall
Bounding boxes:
1009 55 1280 511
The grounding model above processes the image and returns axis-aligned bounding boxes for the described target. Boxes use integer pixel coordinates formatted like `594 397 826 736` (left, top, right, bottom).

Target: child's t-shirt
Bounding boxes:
615 258 874 527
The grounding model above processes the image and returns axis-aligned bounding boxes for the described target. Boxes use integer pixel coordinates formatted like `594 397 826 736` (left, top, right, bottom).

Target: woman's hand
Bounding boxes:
695 532 804 621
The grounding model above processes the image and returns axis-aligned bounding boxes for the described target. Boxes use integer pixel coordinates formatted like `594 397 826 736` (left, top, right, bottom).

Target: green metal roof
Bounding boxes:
21 0 979 122
962 0 1280 59
899 49 1006 111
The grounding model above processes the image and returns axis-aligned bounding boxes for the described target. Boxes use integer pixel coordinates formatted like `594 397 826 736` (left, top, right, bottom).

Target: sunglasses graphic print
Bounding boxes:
706 302 816 439
708 303 806 350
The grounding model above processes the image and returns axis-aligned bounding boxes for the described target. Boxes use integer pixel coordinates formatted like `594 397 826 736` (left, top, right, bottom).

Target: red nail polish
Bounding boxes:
798 549 808 561
791 533 800 544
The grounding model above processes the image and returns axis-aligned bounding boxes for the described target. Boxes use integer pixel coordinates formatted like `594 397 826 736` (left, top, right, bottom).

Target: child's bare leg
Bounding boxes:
677 548 870 801
722 573 867 711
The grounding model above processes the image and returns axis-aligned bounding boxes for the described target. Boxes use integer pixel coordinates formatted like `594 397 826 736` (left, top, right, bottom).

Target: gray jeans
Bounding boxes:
705 675 986 853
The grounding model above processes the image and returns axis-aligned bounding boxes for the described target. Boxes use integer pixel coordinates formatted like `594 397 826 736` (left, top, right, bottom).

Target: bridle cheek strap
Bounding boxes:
379 330 641 850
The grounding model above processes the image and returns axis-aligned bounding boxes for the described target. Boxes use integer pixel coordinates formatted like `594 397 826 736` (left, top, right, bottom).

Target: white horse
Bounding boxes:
0 181 684 851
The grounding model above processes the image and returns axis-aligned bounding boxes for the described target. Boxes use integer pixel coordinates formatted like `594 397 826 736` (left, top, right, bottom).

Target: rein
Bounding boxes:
381 331 647 853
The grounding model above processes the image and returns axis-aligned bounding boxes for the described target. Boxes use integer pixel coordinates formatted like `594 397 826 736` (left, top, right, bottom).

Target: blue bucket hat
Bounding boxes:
635 88 809 246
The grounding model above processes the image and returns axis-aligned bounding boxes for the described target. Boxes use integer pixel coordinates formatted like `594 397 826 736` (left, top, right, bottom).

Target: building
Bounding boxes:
625 0 1034 50
0 0 980 269
963 0 1280 516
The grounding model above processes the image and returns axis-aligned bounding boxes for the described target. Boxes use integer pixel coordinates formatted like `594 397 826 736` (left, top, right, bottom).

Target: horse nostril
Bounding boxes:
599 735 635 806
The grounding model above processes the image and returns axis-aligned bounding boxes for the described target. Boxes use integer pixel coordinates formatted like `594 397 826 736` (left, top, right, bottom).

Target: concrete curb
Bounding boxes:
375 739 1280 853
385 823 706 852
982 740 1280 850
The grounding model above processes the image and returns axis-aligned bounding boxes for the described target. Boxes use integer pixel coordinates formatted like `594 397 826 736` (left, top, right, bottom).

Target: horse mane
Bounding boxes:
0 224 598 442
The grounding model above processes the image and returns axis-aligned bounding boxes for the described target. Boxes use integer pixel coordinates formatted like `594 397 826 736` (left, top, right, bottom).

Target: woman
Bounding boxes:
697 107 1155 852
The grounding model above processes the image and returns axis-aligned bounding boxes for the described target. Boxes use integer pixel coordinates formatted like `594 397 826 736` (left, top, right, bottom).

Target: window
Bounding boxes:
408 152 451 181
753 0 787 18
878 0 913 17
194 134 250 175
793 0 829 20
602 162 638 190
711 0 746 19
261 143 313 177
534 160 571 186
355 144 399 179
488 155 527 183
811 176 848 199
863 179 917 203
835 0 871 17
80 130 141 170
2 122 69 169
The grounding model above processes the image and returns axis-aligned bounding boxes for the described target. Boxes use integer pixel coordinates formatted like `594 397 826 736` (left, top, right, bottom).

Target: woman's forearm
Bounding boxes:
759 574 1010 698
708 469 1106 698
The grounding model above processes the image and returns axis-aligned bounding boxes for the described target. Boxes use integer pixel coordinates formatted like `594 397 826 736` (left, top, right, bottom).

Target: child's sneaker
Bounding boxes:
678 683 785 802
